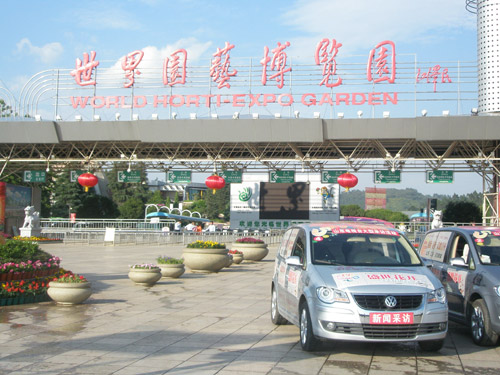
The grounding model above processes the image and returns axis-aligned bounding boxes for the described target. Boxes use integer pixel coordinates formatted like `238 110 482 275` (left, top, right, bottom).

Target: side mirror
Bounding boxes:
450 257 467 268
286 256 302 267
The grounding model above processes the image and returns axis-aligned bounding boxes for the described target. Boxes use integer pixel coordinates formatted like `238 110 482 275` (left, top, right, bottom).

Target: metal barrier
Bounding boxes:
41 225 284 246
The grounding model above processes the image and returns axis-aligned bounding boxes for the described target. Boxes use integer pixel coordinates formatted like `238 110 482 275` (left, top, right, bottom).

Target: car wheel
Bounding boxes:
299 302 320 351
471 299 499 346
271 286 287 325
418 339 444 352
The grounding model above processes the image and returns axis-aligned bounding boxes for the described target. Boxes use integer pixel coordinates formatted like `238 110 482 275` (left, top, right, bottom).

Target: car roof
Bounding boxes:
430 226 500 234
292 221 400 233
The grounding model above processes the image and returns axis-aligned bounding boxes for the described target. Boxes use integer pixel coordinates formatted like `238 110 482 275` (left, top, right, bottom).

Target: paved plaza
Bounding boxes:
1 243 500 374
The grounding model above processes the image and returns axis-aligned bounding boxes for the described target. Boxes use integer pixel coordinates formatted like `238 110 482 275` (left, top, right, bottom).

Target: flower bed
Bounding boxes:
235 237 265 244
0 240 84 306
0 278 52 306
186 240 226 249
11 236 63 242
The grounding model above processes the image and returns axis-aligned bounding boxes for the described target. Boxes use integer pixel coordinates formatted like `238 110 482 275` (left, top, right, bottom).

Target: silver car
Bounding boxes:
271 222 448 351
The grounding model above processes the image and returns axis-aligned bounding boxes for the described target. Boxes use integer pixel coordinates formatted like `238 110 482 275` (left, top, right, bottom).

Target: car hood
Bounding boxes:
312 265 440 293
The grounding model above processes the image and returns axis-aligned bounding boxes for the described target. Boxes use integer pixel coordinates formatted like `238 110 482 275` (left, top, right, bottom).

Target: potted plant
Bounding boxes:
128 264 162 286
231 237 269 261
156 256 185 278
228 249 244 264
47 272 92 305
182 240 229 273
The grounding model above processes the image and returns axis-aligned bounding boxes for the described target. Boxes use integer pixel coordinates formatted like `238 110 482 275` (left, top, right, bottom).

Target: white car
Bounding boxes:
271 222 448 351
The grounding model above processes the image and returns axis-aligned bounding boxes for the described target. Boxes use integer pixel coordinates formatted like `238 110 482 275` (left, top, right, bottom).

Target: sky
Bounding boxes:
0 0 483 195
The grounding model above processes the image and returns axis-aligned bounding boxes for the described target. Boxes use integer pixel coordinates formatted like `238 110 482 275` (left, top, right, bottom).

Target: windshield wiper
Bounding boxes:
314 259 344 265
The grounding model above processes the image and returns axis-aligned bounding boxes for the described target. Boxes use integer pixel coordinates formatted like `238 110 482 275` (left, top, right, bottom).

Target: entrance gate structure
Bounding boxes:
2 3 500 224
1 116 500 224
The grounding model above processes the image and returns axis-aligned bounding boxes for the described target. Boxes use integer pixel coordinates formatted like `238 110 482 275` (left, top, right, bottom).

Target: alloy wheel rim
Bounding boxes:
300 308 308 345
471 306 484 341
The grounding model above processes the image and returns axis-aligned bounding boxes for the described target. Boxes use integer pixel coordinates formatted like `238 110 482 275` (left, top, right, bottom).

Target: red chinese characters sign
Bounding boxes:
163 49 187 86
68 39 458 110
70 40 400 89
416 65 452 92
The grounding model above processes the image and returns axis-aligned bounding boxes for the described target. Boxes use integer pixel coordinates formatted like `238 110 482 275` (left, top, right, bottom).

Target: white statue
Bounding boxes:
431 210 443 229
22 206 40 229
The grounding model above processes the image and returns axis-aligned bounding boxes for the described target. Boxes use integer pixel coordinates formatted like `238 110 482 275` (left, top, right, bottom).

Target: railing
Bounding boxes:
40 219 284 246
40 219 476 246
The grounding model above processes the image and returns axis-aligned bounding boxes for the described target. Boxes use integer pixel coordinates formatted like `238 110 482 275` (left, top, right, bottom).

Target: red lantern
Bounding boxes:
205 174 226 194
337 172 358 192
78 172 98 192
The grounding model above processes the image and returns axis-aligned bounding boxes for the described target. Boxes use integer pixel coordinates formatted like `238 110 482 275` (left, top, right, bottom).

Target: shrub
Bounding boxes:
156 256 183 264
0 240 55 262
129 264 160 270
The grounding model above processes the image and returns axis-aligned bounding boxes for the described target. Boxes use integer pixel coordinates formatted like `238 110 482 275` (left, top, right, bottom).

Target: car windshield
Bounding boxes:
311 232 422 266
475 235 500 265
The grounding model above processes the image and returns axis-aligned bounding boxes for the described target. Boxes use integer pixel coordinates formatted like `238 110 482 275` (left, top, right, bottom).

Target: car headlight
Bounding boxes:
428 287 446 304
316 287 349 304
494 286 500 297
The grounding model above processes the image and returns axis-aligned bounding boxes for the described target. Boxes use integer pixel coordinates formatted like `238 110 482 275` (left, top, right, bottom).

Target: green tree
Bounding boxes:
340 204 365 217
105 163 151 206
148 190 165 205
0 99 13 117
206 185 229 220
173 192 180 208
77 194 119 218
50 171 87 217
443 201 482 224
364 208 409 222
119 197 145 219
188 198 207 217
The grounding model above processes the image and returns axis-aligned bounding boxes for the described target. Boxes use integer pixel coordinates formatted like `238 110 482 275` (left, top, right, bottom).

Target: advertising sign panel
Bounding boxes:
230 182 339 229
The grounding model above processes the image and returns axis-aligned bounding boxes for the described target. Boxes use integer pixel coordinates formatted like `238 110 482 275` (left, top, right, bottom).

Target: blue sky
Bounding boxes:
0 0 483 195
1 0 477 93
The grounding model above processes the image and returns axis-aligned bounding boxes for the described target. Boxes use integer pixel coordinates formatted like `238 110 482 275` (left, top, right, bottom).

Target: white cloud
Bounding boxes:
16 38 64 64
283 0 476 56
101 37 212 84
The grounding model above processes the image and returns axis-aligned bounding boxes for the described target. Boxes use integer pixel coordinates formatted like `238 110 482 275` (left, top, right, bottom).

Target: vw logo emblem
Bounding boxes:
385 295 397 308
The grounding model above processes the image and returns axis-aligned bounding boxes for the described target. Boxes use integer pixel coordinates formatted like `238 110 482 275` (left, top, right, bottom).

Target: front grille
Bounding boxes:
327 322 444 339
353 294 423 310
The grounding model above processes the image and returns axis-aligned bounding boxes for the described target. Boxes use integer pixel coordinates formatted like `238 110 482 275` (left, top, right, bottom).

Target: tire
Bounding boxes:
271 286 287 325
470 299 499 346
299 302 320 351
418 339 444 352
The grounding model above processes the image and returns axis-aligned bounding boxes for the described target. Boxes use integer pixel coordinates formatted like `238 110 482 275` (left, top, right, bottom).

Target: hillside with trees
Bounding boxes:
340 188 482 212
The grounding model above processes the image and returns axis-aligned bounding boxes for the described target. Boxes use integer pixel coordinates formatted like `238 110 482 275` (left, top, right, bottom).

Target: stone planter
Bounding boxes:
225 254 233 268
231 242 269 261
47 281 92 305
128 268 162 286
231 253 244 264
182 248 229 273
158 264 185 278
